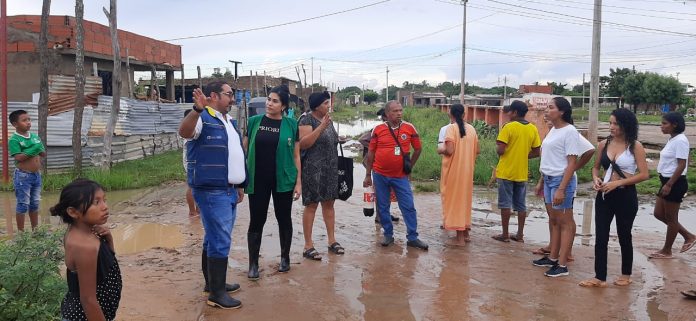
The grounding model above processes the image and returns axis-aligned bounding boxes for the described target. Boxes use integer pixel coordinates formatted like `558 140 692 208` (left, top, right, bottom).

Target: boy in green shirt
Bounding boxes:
8 110 46 231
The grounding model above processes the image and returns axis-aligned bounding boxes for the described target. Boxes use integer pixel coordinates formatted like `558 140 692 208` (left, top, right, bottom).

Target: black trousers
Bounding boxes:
594 186 638 281
248 174 293 234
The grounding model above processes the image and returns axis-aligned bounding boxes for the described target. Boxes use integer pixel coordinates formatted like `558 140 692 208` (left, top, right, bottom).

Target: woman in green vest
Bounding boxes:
245 84 301 280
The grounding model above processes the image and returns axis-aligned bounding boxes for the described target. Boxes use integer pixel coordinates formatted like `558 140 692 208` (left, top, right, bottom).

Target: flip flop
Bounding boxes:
579 278 607 288
532 247 551 255
613 278 632 286
681 290 696 299
680 239 696 253
491 234 510 243
648 252 674 259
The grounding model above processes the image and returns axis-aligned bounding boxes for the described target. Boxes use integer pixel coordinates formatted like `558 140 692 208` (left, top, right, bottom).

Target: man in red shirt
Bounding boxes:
363 101 428 250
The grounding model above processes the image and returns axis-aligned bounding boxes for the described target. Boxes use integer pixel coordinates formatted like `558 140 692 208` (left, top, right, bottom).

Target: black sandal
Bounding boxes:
303 248 322 260
328 242 345 255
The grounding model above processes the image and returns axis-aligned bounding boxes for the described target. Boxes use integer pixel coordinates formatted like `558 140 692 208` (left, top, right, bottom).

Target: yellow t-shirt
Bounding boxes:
495 121 541 182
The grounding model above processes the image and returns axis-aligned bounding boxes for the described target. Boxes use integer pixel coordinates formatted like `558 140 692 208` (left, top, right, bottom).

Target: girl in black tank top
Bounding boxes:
50 179 122 321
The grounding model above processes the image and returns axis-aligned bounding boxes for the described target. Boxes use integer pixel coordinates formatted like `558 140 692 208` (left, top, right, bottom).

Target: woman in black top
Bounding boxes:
51 179 122 321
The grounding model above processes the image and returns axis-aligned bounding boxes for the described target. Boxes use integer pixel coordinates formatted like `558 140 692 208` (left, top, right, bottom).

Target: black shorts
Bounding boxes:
659 175 688 203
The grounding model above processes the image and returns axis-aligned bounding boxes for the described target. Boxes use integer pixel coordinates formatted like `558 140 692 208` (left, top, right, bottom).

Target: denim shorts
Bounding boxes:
497 179 527 212
13 169 42 214
543 174 576 210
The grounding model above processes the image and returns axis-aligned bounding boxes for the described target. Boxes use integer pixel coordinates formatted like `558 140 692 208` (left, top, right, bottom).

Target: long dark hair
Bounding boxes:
610 108 638 153
552 97 574 125
450 104 466 138
50 179 104 224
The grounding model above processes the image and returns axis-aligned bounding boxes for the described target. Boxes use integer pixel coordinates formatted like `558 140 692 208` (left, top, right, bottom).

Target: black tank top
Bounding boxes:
61 238 122 321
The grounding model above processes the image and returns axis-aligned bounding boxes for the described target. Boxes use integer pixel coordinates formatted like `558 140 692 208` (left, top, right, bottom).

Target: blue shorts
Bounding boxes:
543 174 576 210
13 169 42 214
497 179 527 212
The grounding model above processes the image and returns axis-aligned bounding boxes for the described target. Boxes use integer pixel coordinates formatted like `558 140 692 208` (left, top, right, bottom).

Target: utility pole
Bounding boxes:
386 66 390 103
503 76 507 106
319 66 322 88
582 73 586 109
1 0 7 182
301 64 307 89
263 70 267 96
228 60 242 81
589 0 602 144
459 0 468 102
311 57 314 92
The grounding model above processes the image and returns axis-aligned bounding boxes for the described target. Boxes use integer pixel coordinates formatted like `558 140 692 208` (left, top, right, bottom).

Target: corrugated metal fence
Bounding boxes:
1 97 190 172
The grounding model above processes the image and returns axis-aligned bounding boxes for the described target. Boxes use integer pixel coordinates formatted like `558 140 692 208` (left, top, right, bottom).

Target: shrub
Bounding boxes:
0 227 66 321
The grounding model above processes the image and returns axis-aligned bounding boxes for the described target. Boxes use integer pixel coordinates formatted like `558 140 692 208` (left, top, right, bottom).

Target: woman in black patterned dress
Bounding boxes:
299 91 344 260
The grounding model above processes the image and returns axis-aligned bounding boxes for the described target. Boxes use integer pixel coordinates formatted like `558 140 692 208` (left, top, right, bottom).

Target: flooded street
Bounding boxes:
2 165 695 320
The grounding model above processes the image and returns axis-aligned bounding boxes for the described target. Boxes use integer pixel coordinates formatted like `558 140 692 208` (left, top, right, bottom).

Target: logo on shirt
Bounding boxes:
400 133 408 140
259 126 280 133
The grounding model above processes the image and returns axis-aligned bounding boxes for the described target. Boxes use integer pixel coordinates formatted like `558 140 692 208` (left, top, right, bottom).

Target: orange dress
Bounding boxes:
440 123 478 231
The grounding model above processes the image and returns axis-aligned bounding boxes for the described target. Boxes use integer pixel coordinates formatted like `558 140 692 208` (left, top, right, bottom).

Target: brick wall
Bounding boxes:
8 15 181 68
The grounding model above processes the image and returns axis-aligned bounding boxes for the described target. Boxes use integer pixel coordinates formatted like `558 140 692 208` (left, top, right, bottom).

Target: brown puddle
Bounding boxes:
110 223 184 255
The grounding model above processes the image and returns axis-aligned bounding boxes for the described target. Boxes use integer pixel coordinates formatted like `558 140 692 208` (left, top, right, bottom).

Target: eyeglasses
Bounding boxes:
220 91 234 98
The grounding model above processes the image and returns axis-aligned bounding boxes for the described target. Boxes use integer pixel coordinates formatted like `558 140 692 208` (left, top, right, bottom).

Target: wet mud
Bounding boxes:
2 170 696 320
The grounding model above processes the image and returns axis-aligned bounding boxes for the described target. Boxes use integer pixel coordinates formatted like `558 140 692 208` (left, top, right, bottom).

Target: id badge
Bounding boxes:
394 146 401 156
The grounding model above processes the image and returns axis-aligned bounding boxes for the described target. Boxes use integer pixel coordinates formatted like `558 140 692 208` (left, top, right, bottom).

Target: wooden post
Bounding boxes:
263 70 267 96
72 0 85 174
581 199 593 236
180 64 185 103
150 65 157 100
125 48 132 99
102 0 121 169
197 66 202 88
38 0 51 174
93 62 98 77
255 71 259 97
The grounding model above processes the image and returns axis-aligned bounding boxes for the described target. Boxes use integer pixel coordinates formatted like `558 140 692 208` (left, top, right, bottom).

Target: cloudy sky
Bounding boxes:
9 0 696 91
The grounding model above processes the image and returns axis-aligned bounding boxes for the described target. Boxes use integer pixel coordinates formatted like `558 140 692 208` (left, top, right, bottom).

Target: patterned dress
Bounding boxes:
299 113 339 205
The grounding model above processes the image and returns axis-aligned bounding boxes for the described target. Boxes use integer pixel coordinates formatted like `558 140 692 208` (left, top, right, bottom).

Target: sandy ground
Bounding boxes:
3 167 696 320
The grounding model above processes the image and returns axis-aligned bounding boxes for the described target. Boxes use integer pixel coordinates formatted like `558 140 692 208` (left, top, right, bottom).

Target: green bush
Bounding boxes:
0 227 66 321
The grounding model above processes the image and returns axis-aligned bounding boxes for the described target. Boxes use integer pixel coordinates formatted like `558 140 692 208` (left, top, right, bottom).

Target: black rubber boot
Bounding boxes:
206 257 242 309
247 232 262 280
202 250 240 293
278 227 292 273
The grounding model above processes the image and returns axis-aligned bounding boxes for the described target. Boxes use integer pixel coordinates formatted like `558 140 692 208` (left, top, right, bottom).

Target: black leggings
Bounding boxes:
248 174 294 234
594 186 638 281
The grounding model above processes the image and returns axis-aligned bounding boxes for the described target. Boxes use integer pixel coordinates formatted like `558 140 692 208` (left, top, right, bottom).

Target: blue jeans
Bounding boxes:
497 179 527 212
373 172 419 241
14 169 42 214
192 187 239 258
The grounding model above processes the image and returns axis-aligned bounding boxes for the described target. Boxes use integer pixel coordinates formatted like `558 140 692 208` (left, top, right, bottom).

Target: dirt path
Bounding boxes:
99 172 696 321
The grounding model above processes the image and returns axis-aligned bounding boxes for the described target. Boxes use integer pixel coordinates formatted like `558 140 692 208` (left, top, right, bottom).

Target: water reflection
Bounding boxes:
111 223 184 255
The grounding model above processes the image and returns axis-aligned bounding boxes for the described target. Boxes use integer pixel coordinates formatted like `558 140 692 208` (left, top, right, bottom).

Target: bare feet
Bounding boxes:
509 233 524 243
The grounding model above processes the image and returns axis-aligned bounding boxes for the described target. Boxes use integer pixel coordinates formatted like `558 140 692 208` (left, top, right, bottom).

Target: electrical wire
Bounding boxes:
163 0 391 41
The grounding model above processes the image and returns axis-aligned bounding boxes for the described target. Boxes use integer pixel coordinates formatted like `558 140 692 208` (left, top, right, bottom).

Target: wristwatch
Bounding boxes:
192 105 204 113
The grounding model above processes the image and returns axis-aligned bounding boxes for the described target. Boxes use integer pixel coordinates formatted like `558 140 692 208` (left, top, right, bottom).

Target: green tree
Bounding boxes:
547 82 569 95
363 90 379 104
380 85 400 101
642 73 684 111
605 67 633 108
336 86 361 101
621 72 646 113
211 70 223 78
223 70 233 78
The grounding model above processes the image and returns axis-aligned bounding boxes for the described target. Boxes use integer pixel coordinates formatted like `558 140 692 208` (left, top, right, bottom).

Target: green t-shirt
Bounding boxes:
8 132 45 159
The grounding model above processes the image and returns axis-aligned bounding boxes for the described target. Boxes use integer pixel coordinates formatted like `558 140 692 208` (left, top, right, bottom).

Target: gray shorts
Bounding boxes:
498 179 527 212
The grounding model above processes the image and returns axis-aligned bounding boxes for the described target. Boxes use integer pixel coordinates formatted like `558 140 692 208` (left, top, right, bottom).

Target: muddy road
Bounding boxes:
2 167 696 320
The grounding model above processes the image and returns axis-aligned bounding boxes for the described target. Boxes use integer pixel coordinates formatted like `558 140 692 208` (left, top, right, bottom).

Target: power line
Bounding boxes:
551 0 696 17
163 0 391 41
515 0 696 21
486 0 696 37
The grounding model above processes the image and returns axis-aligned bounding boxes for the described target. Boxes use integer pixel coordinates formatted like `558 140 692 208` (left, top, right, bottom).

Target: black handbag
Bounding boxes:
387 125 412 174
337 145 354 201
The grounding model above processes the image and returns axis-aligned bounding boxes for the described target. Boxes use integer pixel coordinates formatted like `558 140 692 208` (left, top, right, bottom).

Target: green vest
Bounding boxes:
245 115 299 194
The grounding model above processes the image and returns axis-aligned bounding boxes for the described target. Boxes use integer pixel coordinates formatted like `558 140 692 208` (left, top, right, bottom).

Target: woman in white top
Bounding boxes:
651 112 695 258
532 97 580 278
579 108 649 288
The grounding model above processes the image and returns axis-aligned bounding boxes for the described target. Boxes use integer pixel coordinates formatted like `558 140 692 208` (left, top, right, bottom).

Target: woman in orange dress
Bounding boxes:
438 104 479 244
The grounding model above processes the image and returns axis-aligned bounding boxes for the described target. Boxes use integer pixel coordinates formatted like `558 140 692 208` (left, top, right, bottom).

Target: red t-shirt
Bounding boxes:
369 121 421 177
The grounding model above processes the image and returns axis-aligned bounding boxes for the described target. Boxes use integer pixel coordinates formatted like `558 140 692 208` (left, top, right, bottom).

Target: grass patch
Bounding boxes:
332 104 380 123
1 150 185 192
414 181 439 193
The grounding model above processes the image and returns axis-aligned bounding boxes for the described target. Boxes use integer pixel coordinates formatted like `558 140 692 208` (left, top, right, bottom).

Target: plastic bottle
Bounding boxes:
363 188 374 217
